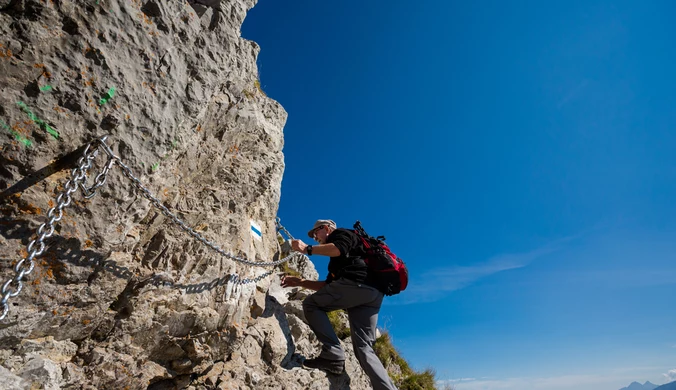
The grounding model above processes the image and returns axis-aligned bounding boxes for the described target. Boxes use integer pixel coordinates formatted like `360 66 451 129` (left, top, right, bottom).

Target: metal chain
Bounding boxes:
276 217 295 240
1 136 299 320
110 156 296 267
79 155 116 199
0 144 99 321
85 137 297 267
154 269 276 291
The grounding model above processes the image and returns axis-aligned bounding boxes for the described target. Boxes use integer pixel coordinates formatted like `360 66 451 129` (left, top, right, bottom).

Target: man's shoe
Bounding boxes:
302 357 345 375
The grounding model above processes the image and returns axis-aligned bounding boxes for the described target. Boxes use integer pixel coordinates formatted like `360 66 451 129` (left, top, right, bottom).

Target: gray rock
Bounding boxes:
0 365 30 390
61 362 85 385
287 313 311 342
16 336 78 363
18 357 62 390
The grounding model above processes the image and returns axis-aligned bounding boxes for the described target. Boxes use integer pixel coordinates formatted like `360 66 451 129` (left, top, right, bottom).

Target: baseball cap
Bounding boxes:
307 219 337 238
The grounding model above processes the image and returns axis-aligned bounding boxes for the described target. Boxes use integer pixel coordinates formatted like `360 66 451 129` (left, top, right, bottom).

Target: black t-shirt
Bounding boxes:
324 228 369 284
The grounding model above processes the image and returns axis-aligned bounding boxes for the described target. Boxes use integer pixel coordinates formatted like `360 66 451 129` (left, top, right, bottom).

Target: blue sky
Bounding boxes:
242 1 676 389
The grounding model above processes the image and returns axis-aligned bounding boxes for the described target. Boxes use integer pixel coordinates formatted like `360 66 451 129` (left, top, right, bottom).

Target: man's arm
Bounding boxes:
291 240 341 257
308 243 341 257
281 276 326 291
299 279 327 291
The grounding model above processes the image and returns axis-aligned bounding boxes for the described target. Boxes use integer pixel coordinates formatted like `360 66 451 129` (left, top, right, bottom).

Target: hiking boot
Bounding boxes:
302 357 345 375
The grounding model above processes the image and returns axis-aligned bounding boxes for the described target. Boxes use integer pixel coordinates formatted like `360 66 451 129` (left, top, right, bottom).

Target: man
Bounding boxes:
281 219 398 390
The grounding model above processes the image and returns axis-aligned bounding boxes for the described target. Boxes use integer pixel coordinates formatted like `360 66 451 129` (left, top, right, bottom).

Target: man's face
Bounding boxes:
312 225 328 244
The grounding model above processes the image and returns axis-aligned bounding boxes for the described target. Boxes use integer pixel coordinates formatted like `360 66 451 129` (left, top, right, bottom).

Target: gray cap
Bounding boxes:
307 219 337 238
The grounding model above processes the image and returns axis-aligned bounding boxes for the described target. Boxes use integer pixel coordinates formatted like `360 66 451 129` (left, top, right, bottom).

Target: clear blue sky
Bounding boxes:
242 1 676 389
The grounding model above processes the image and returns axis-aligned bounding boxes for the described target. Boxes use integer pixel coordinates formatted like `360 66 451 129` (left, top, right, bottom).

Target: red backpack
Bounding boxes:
353 221 409 296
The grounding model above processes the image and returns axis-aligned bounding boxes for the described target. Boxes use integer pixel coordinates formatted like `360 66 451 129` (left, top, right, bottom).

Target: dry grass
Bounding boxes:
374 331 440 389
328 310 351 340
278 261 301 278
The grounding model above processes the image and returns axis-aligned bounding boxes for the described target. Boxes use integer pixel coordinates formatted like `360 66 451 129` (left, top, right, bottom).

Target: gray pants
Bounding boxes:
303 278 398 390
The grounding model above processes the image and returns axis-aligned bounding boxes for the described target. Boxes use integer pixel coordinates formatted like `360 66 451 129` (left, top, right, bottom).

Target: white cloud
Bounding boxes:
439 373 651 390
388 236 574 305
434 365 674 390
611 366 669 374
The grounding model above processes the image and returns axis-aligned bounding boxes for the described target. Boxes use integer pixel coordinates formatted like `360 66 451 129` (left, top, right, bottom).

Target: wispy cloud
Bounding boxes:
440 369 668 390
664 368 676 383
389 237 574 305
439 374 613 390
612 366 670 374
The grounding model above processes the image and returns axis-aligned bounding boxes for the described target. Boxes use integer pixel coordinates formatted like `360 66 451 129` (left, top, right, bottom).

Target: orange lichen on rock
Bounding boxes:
18 203 42 215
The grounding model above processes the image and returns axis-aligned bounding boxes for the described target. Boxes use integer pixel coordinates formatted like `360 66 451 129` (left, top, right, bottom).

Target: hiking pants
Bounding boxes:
303 278 398 390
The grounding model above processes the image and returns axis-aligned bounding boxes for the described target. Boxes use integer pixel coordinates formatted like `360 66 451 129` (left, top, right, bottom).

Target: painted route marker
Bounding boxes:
16 101 59 139
250 220 262 242
1 119 32 147
99 87 116 105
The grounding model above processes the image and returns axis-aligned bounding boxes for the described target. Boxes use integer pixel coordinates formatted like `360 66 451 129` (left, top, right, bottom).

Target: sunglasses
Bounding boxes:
312 225 325 240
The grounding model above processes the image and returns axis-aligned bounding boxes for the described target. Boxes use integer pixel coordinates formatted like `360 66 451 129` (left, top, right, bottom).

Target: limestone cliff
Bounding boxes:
0 0 380 389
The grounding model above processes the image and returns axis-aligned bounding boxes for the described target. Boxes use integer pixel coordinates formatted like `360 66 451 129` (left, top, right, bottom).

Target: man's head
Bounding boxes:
307 219 337 244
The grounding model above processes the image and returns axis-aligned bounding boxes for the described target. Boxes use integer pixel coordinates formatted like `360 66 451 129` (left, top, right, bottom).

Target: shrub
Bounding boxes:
276 233 301 277
278 261 301 278
374 332 411 375
400 368 437 390
254 79 266 96
374 331 440 389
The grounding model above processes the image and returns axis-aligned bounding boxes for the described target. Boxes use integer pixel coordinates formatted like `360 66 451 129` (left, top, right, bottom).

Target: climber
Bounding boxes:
281 219 398 390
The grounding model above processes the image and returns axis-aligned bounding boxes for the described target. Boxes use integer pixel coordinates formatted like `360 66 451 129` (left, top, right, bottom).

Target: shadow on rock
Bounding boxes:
262 293 297 369
329 372 352 390
0 217 125 283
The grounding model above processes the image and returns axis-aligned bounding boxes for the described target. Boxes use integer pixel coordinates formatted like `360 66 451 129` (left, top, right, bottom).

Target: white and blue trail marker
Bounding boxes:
250 220 262 242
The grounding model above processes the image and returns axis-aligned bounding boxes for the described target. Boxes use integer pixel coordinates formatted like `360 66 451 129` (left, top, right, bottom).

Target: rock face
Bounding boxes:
0 1 377 389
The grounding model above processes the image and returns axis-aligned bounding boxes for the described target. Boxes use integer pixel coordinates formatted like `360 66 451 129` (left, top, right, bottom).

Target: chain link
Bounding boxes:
0 143 98 320
111 156 296 267
155 269 276 291
1 136 298 320
79 156 116 199
276 217 295 240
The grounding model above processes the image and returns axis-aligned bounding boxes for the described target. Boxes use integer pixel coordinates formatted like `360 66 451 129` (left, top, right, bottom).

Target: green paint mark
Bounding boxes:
40 85 53 92
0 119 32 147
151 162 160 171
98 87 116 105
16 101 59 139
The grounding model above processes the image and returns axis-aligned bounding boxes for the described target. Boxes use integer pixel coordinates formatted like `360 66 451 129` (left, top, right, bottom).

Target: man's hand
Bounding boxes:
281 275 304 288
291 239 308 254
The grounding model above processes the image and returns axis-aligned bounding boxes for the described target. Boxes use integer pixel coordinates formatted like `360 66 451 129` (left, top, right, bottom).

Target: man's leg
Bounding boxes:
303 279 381 361
348 294 398 390
303 293 344 361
